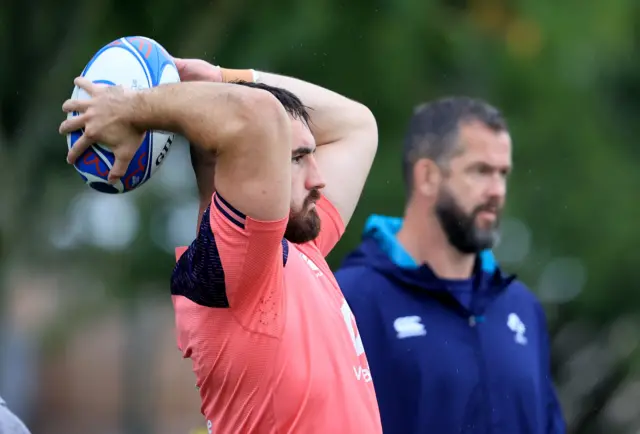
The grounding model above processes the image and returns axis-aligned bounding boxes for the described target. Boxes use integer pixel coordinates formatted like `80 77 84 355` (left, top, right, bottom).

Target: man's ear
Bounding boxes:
412 158 442 199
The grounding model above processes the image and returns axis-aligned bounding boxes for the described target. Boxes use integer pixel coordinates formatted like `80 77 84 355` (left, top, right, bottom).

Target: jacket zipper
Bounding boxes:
469 314 493 434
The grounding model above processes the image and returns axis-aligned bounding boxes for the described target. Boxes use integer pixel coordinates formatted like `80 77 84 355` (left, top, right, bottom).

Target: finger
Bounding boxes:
173 58 191 78
59 114 87 135
107 155 131 184
66 134 93 164
62 98 90 114
74 77 95 95
174 60 188 77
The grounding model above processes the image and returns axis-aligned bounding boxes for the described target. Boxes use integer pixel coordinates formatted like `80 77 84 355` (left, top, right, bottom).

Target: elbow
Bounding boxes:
225 87 290 145
355 103 378 155
360 104 378 141
246 88 291 133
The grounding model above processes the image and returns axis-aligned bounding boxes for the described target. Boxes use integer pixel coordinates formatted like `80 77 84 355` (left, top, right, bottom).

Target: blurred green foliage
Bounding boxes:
1 0 639 432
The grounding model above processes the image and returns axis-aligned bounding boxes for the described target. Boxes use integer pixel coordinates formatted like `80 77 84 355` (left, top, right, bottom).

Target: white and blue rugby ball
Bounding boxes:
67 36 183 194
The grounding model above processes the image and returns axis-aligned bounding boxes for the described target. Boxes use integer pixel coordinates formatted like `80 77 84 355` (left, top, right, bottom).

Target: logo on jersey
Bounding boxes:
340 300 365 356
340 300 372 383
299 252 323 277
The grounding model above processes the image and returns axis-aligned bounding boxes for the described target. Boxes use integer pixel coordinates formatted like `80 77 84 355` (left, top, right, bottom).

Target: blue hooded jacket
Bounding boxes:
335 215 565 434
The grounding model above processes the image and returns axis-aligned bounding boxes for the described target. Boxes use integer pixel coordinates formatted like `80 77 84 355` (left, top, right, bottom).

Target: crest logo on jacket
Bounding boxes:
393 316 427 339
507 313 528 345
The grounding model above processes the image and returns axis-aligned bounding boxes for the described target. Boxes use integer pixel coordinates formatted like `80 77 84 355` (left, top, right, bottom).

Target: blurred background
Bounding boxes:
0 0 639 432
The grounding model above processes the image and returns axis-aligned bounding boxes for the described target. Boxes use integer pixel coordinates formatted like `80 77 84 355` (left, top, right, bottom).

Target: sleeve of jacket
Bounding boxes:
535 303 566 434
547 384 565 434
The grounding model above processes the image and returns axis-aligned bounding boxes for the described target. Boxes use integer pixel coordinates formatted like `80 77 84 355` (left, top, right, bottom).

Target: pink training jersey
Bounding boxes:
171 193 381 434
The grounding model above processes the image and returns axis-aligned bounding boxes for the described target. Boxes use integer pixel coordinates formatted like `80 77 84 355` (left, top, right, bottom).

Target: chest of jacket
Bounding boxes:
355 278 548 434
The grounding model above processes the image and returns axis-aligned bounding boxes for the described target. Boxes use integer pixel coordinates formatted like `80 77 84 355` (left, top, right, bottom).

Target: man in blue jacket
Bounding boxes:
335 97 565 434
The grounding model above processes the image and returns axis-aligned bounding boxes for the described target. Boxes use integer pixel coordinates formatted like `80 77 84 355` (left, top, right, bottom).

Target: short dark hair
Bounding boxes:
189 81 311 200
231 80 311 125
402 96 507 195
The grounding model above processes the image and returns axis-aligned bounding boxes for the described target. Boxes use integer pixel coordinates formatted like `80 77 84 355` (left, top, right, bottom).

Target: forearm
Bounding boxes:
254 71 374 146
129 81 264 152
129 77 292 221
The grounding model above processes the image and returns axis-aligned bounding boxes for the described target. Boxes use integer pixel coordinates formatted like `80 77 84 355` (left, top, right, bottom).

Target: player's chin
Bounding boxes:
285 211 321 244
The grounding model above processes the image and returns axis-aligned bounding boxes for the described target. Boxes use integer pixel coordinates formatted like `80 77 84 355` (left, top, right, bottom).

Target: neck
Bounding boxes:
396 201 476 280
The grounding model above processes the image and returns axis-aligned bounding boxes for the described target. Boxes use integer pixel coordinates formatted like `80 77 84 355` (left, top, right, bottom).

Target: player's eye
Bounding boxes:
292 155 305 164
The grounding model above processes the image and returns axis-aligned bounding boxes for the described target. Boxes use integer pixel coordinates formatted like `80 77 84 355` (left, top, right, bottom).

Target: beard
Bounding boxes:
284 189 322 244
434 185 501 254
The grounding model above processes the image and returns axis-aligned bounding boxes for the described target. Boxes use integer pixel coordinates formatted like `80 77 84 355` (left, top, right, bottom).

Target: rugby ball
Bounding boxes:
67 36 185 194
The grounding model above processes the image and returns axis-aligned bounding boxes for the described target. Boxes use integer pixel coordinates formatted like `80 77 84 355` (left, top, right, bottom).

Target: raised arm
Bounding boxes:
175 60 378 227
254 71 378 227
61 78 292 222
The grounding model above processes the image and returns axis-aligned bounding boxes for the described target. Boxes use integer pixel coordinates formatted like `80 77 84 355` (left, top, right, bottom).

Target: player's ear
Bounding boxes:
413 158 440 199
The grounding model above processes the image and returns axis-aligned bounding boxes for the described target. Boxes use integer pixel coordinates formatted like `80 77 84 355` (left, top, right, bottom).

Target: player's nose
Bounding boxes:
306 155 326 191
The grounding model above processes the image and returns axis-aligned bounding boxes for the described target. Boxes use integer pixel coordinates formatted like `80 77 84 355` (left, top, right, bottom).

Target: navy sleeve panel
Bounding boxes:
171 205 290 308
171 206 230 308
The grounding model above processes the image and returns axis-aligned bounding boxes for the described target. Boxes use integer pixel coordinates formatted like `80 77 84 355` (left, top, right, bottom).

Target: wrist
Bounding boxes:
127 90 152 131
220 68 256 83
